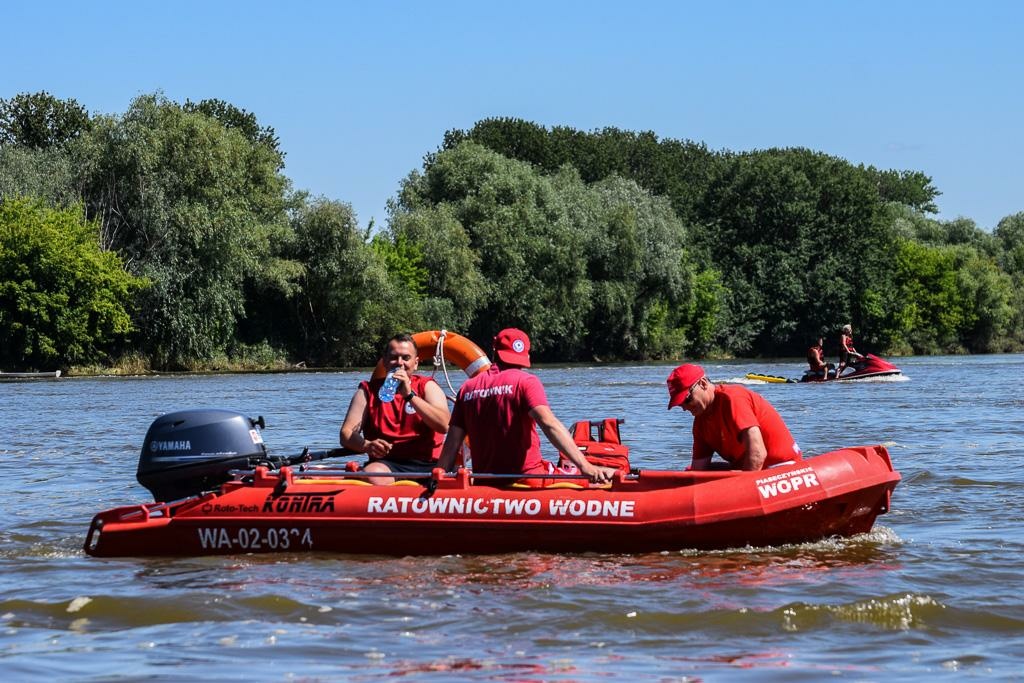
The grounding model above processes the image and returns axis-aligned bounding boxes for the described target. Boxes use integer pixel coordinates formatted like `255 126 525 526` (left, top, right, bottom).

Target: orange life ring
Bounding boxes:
370 330 491 380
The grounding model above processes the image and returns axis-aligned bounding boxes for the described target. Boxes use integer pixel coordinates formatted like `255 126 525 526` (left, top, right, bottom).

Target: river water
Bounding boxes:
2 354 1023 680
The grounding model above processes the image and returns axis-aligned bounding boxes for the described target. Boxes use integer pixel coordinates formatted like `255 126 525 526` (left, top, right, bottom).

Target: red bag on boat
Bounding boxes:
562 419 631 474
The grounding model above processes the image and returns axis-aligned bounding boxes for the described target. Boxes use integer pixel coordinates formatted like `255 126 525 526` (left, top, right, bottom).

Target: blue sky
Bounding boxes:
4 1 1021 230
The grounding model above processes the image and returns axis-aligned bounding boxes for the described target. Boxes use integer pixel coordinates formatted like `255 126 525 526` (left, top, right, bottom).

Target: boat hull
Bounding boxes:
85 446 899 557
0 370 60 380
833 369 901 381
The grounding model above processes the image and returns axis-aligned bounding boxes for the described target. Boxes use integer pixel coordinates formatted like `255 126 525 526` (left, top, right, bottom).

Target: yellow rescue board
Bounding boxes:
745 373 795 383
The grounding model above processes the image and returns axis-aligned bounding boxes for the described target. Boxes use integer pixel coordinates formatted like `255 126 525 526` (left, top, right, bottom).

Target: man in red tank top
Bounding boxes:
340 333 451 485
806 337 833 380
667 364 802 471
438 328 617 484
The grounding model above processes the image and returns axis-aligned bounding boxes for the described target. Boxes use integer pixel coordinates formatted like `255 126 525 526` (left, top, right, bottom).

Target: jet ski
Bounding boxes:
746 354 902 383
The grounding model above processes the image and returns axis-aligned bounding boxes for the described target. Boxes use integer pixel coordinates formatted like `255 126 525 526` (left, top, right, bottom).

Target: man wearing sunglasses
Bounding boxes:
667 364 802 471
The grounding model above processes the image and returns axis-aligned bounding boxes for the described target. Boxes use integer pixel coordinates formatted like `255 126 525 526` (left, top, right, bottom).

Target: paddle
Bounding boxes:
289 467 639 485
282 446 356 467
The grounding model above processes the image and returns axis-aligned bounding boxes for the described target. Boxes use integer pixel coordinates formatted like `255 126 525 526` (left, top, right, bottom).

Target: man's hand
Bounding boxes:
392 367 412 398
365 438 392 459
580 462 618 484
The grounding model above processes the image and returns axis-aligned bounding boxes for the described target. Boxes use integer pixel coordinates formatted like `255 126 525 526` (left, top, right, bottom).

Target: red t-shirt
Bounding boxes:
359 374 443 462
450 365 548 474
692 384 801 468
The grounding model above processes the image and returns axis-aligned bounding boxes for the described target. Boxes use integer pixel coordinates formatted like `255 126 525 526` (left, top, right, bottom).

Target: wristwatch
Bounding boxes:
404 389 417 401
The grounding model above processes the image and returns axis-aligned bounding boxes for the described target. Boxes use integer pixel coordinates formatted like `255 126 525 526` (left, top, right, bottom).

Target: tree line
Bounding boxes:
2 92 1022 372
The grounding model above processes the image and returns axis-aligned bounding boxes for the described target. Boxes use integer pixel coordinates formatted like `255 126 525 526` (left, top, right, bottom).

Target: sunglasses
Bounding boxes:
682 378 704 405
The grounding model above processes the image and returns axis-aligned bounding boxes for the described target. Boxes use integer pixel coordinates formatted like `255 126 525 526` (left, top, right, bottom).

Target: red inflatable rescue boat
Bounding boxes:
85 410 900 557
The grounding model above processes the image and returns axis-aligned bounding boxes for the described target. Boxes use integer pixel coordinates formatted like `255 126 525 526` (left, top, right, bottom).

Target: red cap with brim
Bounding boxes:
667 364 704 409
494 328 531 367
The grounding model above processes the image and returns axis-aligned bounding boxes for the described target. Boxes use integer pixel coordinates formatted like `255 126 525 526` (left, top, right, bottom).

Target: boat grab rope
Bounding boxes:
431 329 459 401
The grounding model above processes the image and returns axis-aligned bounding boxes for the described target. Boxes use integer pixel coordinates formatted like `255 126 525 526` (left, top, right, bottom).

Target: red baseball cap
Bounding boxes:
493 328 531 367
667 364 705 409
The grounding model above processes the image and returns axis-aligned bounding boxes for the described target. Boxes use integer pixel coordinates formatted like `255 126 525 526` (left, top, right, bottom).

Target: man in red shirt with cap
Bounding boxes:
667 364 801 471
438 328 617 484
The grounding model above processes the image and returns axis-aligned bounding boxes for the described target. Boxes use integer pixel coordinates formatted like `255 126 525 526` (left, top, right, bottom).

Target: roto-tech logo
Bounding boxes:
512 339 525 352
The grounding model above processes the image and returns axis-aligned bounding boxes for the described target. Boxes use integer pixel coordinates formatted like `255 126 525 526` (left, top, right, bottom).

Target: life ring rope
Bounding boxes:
433 329 489 399
433 329 456 399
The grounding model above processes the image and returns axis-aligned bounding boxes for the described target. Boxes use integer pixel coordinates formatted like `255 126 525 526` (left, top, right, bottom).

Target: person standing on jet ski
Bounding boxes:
806 337 834 380
836 324 864 377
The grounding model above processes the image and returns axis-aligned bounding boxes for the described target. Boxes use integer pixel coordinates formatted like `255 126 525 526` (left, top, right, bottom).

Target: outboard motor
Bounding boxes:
137 409 270 502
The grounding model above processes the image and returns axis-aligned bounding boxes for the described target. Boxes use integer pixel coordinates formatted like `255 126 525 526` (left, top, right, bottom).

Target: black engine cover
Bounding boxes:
137 409 268 502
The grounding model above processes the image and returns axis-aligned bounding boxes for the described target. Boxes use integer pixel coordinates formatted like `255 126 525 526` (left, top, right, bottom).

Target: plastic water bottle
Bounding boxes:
378 370 400 403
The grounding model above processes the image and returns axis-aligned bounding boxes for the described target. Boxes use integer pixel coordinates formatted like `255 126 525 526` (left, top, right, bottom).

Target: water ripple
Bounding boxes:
3 355 1024 678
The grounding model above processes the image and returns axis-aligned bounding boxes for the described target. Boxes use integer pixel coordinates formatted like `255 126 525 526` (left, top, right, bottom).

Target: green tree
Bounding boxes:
74 93 292 368
183 98 284 169
953 250 1014 352
698 148 893 354
394 142 592 359
0 91 91 149
0 91 87 210
908 214 999 257
0 146 80 207
556 171 707 359
394 143 722 360
285 197 402 365
447 118 720 225
995 212 1024 277
443 118 952 357
887 240 952 352
864 167 940 214
386 202 488 332
0 198 146 369
994 212 1024 350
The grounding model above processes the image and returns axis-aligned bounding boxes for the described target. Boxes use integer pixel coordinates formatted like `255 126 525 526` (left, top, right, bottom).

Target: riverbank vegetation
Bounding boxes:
2 91 1023 372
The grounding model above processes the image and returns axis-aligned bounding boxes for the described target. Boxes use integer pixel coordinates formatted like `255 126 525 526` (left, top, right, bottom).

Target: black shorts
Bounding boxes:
364 458 437 474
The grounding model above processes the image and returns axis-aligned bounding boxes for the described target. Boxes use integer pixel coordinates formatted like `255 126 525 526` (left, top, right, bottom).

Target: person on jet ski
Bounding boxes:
836 324 865 377
806 337 834 380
